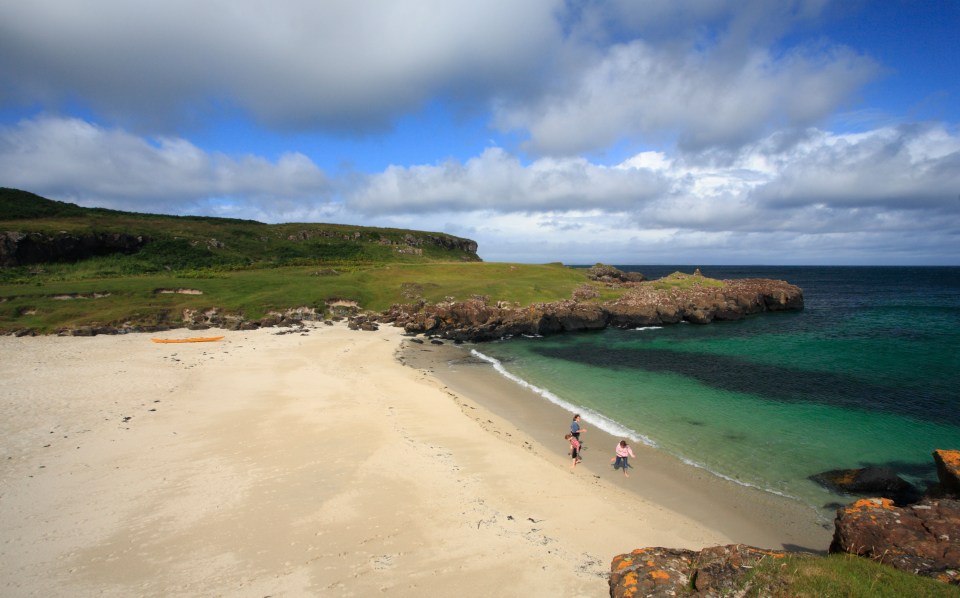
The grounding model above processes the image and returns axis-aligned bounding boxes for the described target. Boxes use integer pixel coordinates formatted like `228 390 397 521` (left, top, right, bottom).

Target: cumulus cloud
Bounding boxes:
495 38 878 154
346 147 670 214
0 116 330 217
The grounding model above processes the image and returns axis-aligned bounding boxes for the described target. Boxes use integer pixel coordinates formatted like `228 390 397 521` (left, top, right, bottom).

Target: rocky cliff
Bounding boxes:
0 230 149 267
380 277 803 341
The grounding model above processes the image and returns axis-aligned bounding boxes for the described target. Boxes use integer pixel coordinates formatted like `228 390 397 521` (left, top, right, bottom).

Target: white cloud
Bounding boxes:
0 116 330 216
345 147 670 214
495 39 878 154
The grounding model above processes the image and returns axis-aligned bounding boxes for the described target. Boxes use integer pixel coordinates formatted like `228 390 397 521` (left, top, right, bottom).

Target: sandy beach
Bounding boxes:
0 324 831 597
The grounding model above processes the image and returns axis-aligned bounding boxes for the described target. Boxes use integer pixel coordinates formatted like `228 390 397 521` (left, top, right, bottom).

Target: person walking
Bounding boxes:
565 433 581 470
611 440 635 477
570 414 586 456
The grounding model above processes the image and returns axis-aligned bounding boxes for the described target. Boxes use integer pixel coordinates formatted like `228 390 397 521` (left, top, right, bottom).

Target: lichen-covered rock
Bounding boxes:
609 544 788 597
830 497 960 585
934 449 960 497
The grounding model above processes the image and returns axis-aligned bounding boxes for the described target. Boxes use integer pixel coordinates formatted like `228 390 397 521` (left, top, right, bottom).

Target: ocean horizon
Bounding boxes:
470 265 960 521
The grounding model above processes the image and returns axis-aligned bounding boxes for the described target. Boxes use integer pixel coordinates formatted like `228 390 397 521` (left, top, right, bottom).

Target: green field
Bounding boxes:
0 261 597 332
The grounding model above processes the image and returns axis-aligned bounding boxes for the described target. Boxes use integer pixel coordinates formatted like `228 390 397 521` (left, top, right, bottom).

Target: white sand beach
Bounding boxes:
0 324 830 597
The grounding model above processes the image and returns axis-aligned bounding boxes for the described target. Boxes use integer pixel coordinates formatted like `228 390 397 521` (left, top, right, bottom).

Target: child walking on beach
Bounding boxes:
565 433 581 470
611 440 635 477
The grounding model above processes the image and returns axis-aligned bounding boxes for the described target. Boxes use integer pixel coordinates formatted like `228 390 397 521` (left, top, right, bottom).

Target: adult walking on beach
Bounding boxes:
565 433 581 470
570 414 586 457
611 440 635 477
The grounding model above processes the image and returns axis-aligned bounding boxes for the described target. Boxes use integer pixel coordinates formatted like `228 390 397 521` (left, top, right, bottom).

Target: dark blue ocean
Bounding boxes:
471 266 960 518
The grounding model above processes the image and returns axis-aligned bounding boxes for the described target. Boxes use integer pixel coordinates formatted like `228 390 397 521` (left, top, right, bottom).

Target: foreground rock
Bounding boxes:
830 497 960 585
383 277 803 342
608 544 789 597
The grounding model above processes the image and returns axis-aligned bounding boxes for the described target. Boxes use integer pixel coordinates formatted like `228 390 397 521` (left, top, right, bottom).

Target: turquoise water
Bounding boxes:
470 266 960 518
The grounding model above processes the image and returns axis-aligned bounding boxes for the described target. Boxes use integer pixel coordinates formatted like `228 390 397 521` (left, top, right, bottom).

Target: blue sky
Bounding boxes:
1 0 958 265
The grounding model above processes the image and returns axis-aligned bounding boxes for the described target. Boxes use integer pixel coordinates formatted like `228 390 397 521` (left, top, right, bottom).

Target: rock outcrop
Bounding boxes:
609 544 789 597
0 230 148 267
830 497 960 585
382 277 803 342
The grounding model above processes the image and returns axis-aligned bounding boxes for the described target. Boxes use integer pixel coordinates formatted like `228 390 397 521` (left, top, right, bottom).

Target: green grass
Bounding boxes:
742 553 958 597
0 188 481 276
0 262 596 333
649 270 726 290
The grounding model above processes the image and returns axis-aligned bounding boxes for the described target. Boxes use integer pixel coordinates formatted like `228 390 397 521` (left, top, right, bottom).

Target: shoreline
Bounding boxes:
399 337 833 552
1 324 829 597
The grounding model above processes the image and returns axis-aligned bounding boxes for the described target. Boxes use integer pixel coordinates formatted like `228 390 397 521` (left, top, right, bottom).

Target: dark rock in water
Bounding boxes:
430 339 444 345
830 497 960 585
933 449 960 497
408 337 424 344
809 466 921 505
609 544 792 597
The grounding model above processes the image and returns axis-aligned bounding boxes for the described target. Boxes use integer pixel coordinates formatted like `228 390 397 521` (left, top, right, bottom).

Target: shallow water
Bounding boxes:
471 266 960 517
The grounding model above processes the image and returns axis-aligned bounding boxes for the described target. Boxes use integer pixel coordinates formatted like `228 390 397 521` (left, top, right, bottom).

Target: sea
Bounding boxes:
469 266 960 520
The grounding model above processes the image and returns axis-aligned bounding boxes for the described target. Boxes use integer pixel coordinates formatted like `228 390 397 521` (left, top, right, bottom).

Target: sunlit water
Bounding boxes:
471 266 960 517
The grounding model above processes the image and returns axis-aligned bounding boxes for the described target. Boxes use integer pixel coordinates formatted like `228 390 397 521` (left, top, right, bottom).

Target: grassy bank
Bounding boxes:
0 262 591 333
744 552 957 597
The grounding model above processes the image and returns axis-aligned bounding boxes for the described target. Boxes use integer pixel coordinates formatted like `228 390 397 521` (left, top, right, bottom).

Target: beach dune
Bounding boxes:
0 325 828 596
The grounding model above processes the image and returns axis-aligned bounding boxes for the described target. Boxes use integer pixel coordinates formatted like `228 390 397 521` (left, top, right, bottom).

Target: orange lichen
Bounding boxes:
622 571 639 598
845 497 896 513
649 570 671 581
748 548 786 559
646 559 655 567
615 558 634 571
935 449 960 468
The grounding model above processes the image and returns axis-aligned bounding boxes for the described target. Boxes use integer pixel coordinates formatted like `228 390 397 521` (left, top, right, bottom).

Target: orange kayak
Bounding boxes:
151 336 224 343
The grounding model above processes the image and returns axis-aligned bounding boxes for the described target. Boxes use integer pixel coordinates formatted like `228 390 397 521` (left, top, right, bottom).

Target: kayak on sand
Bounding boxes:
151 336 224 343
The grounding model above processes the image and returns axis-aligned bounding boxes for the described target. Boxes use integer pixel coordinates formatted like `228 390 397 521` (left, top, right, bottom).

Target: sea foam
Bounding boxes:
469 348 658 448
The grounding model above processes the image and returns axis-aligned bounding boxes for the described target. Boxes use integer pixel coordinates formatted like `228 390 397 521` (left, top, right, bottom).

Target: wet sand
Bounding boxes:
399 338 833 553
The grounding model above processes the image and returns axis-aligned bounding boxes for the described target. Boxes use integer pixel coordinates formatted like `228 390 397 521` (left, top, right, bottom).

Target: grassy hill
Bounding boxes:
0 188 481 275
0 189 596 333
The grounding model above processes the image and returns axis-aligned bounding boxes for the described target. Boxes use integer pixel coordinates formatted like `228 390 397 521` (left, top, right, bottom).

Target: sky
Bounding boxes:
1 0 958 265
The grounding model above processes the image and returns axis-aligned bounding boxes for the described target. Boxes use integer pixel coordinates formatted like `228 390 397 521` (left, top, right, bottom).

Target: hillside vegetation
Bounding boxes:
0 188 481 273
0 189 599 333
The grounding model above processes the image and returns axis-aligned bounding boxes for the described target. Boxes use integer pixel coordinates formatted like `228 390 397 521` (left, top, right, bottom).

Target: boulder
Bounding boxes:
934 450 960 497
830 497 960 585
609 544 789 597
809 466 921 505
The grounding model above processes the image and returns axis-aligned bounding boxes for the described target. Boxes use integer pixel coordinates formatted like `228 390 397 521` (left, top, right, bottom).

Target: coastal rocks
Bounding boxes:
830 497 960 585
934 450 960 497
586 263 646 284
809 466 922 505
382 277 803 342
609 544 789 597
